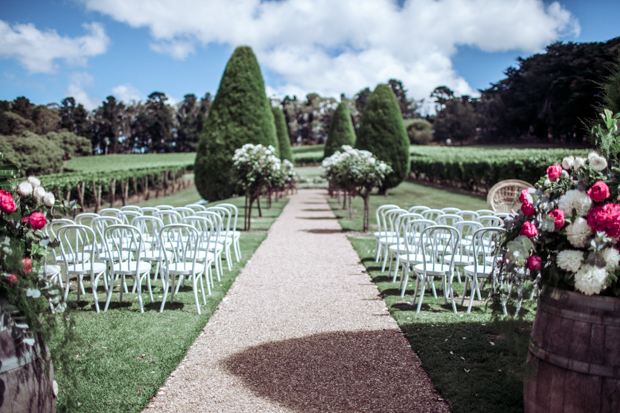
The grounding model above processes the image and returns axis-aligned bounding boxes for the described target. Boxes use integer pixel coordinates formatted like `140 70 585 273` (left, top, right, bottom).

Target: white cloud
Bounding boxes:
0 20 109 74
112 83 143 103
81 0 579 99
66 72 99 110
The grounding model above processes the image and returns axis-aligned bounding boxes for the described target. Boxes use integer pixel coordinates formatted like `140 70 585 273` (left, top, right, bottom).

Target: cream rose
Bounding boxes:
17 181 33 197
43 192 55 207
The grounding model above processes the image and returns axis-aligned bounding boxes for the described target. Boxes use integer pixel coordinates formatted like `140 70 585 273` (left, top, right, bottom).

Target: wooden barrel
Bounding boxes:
524 286 620 413
0 308 56 413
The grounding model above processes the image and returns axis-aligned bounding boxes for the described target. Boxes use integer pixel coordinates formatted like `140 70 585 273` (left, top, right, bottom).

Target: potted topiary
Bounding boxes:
497 110 620 412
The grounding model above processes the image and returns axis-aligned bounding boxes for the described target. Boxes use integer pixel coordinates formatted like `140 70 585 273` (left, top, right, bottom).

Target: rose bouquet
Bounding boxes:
498 110 620 315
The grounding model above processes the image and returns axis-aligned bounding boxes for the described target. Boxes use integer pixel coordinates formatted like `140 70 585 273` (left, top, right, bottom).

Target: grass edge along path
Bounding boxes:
51 194 289 413
326 181 534 413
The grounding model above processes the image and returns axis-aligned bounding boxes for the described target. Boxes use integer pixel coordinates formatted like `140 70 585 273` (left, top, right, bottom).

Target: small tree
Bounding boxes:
404 119 433 145
355 84 409 194
324 102 356 158
233 144 281 230
322 146 391 231
272 106 293 162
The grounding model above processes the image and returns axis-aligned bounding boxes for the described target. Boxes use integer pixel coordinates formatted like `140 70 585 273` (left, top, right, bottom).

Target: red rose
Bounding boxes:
0 190 16 214
587 203 620 239
548 209 565 229
22 212 46 230
521 201 535 217
519 189 531 204
5 274 17 286
526 256 541 271
521 221 538 238
587 181 610 202
21 258 33 273
546 165 562 182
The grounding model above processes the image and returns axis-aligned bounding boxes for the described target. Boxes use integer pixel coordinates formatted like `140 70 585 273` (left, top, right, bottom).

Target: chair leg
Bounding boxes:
467 278 478 314
461 277 469 306
91 273 100 313
392 258 400 283
411 276 420 306
416 276 426 313
159 273 169 313
119 275 124 303
400 266 410 298
145 272 153 303
136 275 144 313
192 274 201 315
430 277 438 298
200 275 207 305
104 275 114 312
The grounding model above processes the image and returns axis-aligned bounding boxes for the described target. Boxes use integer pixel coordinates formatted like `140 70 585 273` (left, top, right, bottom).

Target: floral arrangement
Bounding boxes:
499 110 620 315
322 145 392 231
0 152 76 345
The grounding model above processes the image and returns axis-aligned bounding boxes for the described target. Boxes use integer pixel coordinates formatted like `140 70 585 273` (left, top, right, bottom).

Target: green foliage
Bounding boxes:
324 102 356 158
404 118 433 145
601 55 620 114
0 131 65 176
195 46 277 200
272 106 293 162
66 152 194 172
409 146 589 193
434 97 477 144
590 109 620 160
355 84 410 190
46 130 92 158
280 94 340 145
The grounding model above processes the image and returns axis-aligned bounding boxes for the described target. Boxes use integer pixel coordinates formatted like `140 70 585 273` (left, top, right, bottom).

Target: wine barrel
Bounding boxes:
0 308 56 413
524 286 620 413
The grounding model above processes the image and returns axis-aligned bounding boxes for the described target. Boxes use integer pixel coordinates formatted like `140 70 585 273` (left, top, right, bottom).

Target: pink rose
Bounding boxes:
0 190 16 214
526 256 541 271
587 203 620 239
546 165 563 182
22 212 47 231
21 258 33 273
548 209 565 229
521 202 535 217
5 274 17 286
521 221 538 238
587 181 610 202
519 189 530 204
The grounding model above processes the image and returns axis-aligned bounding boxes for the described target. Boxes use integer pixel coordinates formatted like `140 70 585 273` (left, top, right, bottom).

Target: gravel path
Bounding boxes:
146 189 450 412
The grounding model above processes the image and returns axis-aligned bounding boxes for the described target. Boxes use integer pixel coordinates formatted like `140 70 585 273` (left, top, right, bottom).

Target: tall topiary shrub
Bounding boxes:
272 106 293 162
324 102 356 158
194 46 277 200
355 84 410 192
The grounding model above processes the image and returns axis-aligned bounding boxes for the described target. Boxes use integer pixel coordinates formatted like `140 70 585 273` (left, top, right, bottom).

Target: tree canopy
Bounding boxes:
324 101 356 158
272 106 293 162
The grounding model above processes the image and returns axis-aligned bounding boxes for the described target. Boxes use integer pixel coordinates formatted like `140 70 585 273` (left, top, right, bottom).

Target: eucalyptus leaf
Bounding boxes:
26 288 41 299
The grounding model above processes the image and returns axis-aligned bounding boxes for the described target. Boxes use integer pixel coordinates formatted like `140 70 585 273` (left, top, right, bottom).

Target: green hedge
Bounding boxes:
409 147 590 193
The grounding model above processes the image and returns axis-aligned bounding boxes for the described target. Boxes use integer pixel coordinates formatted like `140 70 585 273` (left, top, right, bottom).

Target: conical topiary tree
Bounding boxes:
272 106 293 162
324 102 356 158
194 46 278 200
355 84 410 192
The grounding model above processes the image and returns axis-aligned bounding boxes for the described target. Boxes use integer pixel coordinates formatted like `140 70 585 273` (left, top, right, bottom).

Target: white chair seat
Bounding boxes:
41 265 62 276
464 265 495 278
111 261 152 274
389 244 408 254
141 250 163 261
167 262 205 275
56 252 90 264
378 236 400 244
67 262 107 274
374 231 396 238
398 253 425 264
100 251 131 261
443 254 474 266
414 262 452 276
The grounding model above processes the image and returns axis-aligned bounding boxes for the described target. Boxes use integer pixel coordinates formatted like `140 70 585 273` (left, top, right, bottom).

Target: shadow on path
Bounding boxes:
222 331 444 413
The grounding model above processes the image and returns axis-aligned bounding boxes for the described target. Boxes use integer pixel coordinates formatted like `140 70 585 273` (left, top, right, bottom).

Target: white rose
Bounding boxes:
27 176 41 189
574 265 607 296
33 186 47 200
556 250 584 273
565 217 593 248
43 192 55 207
562 156 574 170
574 157 585 170
590 155 608 172
17 181 33 197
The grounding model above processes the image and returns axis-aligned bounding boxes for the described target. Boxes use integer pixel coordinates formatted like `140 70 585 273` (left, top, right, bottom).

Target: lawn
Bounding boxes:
327 180 535 413
65 153 196 172
50 185 289 413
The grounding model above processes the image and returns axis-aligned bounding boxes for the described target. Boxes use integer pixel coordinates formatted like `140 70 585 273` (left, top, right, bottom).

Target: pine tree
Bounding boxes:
194 46 277 200
324 102 355 158
355 84 410 192
272 106 293 162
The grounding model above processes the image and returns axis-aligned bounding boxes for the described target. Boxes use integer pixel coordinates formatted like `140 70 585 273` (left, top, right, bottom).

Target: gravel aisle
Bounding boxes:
146 189 450 412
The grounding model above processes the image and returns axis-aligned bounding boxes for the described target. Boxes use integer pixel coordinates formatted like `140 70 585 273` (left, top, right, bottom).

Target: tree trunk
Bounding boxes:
77 181 85 211
92 180 100 213
110 179 116 207
342 190 347 210
132 178 138 202
244 192 250 231
257 193 263 217
349 191 353 220
363 192 370 232
162 171 167 197
267 188 272 209
378 187 388 196
56 185 62 204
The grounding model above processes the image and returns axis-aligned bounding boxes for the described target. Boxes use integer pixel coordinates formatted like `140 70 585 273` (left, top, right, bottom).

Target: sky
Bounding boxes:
0 0 619 114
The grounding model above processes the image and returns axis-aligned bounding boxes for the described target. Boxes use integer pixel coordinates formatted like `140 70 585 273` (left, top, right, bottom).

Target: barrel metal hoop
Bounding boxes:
539 301 620 326
0 344 42 374
529 341 620 378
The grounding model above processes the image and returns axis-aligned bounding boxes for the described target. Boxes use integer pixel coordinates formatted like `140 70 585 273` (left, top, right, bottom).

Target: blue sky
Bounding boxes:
0 0 618 112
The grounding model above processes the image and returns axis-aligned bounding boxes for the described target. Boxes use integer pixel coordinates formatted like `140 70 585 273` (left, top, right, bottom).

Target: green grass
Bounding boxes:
296 166 323 179
327 181 535 413
291 144 324 154
66 153 196 173
51 189 289 412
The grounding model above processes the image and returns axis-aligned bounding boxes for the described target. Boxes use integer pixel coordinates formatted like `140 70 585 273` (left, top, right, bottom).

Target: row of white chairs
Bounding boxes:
373 205 505 313
44 203 242 314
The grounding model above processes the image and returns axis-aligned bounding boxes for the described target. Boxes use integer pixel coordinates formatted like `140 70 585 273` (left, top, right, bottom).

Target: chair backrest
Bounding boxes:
56 224 96 269
46 218 76 263
118 210 143 225
156 205 175 211
131 216 165 251
384 208 407 235
181 216 215 256
408 206 431 214
155 210 182 226
494 212 511 220
375 204 399 235
441 207 461 214
206 206 232 238
90 216 123 259
487 179 533 213
217 203 239 232
471 227 505 270
185 204 207 212
421 209 444 222
120 205 142 212
402 219 436 254
174 207 195 218
436 214 463 227
159 224 201 270
455 221 484 247
419 225 461 270
103 224 144 271
195 211 222 245
98 208 121 217
140 207 159 216
475 209 495 217
476 216 503 228
75 213 99 227
457 210 479 221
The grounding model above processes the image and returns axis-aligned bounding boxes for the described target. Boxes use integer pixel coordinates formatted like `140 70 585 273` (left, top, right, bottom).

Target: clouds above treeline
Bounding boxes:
0 0 579 108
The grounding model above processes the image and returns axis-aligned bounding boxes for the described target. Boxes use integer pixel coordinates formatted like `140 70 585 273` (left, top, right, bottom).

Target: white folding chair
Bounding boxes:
103 225 153 313
132 216 166 282
155 205 175 211
387 213 423 279
118 210 143 225
155 210 182 227
57 225 106 312
99 208 121 217
90 216 127 291
181 216 217 295
174 207 195 219
185 204 207 212
218 203 241 261
373 204 400 262
475 209 495 217
159 224 208 314
476 216 503 228
441 207 461 214
395 219 436 297
457 210 479 221
75 213 99 227
195 211 225 279
120 205 142 212
140 207 159 216
421 209 444 222
206 206 234 271
377 208 407 272
408 206 431 214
